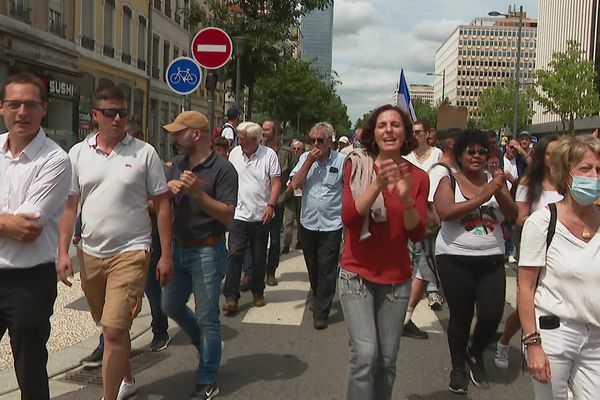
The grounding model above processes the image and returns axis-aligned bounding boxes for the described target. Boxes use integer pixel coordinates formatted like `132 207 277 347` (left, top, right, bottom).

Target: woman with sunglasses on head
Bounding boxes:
339 104 428 400
518 135 600 400
494 135 562 369
434 130 518 394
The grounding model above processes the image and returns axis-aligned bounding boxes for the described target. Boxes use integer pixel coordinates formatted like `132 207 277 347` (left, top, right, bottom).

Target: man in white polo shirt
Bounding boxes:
57 86 173 400
0 73 71 400
222 121 281 315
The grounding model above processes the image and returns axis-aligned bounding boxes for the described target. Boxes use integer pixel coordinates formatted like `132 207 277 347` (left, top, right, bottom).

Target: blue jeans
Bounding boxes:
339 267 411 400
162 240 227 384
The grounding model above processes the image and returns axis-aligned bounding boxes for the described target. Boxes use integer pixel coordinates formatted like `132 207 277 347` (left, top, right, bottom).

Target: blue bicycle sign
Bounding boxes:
166 57 202 95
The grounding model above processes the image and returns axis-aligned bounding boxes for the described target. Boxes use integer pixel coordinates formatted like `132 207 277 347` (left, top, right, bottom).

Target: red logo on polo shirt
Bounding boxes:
125 163 132 168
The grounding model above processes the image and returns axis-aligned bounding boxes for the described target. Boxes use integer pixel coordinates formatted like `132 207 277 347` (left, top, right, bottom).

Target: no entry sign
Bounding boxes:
191 27 233 70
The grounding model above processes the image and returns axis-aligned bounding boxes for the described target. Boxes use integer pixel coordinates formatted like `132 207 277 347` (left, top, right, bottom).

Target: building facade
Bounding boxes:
300 2 333 82
434 8 537 123
533 0 600 124
410 84 434 105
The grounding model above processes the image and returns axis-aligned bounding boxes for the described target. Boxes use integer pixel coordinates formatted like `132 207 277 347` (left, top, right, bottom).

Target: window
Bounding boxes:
122 6 132 63
81 0 95 49
165 0 172 17
152 35 160 79
103 0 115 57
137 16 147 70
163 40 170 82
173 46 179 59
49 0 65 37
154 0 161 11
10 0 31 23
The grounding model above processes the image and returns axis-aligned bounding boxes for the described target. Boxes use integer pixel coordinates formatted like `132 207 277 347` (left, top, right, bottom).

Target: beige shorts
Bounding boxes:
80 250 149 330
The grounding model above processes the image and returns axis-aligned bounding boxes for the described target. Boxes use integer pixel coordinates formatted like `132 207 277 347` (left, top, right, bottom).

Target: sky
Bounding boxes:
331 0 539 126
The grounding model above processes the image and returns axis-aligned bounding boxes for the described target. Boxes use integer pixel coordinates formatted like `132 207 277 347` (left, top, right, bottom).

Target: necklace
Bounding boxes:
582 226 593 239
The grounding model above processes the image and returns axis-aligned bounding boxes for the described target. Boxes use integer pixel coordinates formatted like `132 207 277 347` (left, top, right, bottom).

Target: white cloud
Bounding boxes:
412 19 464 43
333 0 378 37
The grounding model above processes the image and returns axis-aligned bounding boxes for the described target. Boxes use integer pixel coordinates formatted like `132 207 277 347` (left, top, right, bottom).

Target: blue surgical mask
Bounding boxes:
570 175 600 206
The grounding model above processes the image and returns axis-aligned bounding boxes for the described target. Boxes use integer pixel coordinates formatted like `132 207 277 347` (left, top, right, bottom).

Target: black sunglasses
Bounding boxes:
96 108 129 118
466 147 489 156
311 137 325 144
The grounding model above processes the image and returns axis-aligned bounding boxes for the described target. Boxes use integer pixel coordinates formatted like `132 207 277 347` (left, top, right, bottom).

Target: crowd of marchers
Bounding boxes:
1 72 600 400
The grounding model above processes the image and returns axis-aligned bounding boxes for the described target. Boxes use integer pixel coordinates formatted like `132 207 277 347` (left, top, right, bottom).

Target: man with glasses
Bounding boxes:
222 121 281 315
57 86 173 400
290 122 345 330
0 73 71 400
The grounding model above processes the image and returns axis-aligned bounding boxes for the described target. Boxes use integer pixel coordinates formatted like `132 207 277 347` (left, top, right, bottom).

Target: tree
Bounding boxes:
354 111 372 130
253 57 350 137
476 77 534 132
534 40 600 134
187 1 333 118
413 98 437 125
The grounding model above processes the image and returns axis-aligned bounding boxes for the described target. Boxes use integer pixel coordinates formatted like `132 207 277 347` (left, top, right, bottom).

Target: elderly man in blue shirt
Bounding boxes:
291 122 345 330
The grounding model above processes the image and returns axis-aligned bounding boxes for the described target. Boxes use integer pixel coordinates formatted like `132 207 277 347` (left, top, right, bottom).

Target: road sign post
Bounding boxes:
191 27 233 70
165 57 202 96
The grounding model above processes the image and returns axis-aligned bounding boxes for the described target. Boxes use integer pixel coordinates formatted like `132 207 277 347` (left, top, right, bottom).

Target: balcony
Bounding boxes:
103 44 115 58
49 22 66 38
10 4 31 24
81 35 95 50
137 59 146 71
152 67 160 79
122 53 131 64
49 9 66 38
154 0 161 10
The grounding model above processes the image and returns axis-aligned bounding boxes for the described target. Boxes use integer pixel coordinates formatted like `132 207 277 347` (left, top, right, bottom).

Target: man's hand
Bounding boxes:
156 256 174 287
57 254 74 287
179 170 202 195
168 180 185 196
0 213 43 242
262 205 275 225
306 148 322 164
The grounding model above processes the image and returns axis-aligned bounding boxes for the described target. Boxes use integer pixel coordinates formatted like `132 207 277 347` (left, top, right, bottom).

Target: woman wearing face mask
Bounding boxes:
518 134 600 400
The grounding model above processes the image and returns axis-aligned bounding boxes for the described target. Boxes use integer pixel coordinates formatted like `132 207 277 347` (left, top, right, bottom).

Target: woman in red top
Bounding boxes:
339 104 429 400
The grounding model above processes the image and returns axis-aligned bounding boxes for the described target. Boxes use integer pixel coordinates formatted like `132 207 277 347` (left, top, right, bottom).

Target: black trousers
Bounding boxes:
300 226 343 321
224 219 269 300
0 262 57 400
436 254 505 369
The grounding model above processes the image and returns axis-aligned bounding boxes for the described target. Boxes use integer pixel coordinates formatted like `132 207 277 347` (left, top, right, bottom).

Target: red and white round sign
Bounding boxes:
191 27 233 70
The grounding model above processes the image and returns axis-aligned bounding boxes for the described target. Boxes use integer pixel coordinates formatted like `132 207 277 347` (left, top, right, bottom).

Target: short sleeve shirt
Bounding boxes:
168 151 238 239
69 133 168 257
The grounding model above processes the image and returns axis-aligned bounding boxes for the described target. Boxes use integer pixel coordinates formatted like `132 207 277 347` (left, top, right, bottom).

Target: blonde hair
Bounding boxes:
550 135 600 195
237 121 262 139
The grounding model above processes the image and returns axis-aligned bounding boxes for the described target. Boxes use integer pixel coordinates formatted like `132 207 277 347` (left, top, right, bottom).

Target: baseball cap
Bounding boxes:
163 111 209 133
226 106 240 119
517 131 531 138
338 136 350 144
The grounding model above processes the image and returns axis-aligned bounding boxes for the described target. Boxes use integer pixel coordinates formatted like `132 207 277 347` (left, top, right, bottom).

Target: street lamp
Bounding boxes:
427 70 446 104
232 36 247 114
489 6 523 137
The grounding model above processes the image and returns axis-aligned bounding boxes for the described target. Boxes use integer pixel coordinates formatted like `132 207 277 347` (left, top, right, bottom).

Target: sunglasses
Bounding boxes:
311 137 325 144
466 147 489 156
96 108 129 118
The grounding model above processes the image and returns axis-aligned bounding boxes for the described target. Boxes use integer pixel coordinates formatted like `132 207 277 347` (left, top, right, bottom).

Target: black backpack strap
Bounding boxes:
449 174 456 192
546 203 557 250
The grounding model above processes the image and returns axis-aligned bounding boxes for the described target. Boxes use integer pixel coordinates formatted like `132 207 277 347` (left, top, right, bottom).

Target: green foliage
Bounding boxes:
533 40 600 134
413 98 437 126
253 57 350 137
186 1 333 117
354 111 372 130
476 77 534 132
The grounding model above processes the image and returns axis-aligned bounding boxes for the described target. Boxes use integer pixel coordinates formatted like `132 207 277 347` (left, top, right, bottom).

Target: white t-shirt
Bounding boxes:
519 207 600 327
228 144 281 222
514 185 564 212
221 124 236 141
435 173 506 256
503 155 519 179
427 162 458 202
69 134 168 258
403 146 442 173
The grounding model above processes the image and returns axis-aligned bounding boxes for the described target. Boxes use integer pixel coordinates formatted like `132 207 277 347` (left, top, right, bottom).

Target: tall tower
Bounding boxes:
301 3 334 82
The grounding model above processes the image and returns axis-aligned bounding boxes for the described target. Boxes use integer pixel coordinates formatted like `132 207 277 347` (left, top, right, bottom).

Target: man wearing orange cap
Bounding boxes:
162 111 238 399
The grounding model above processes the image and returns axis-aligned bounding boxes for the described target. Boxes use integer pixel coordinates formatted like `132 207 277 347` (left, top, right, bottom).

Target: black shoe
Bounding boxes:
467 350 490 389
282 245 290 254
191 383 219 399
313 319 328 330
402 320 429 339
150 333 171 352
448 368 469 394
80 346 103 368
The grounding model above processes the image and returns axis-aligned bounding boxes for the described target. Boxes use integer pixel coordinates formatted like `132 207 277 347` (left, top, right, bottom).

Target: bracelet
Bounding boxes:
522 331 540 341
524 337 542 348
267 203 275 209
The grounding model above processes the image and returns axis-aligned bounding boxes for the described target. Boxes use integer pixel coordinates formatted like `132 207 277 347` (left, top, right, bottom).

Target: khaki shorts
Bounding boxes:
80 250 149 330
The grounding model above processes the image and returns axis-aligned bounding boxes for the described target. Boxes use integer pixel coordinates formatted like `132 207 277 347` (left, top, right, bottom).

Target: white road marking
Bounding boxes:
242 254 310 326
197 44 227 53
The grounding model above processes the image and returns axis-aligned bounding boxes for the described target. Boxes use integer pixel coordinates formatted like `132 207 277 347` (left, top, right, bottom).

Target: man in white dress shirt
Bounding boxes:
0 73 71 400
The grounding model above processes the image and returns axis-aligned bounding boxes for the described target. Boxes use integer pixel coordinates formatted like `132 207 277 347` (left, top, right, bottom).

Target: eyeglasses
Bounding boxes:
466 147 489 156
311 137 325 144
2 100 43 111
96 108 129 118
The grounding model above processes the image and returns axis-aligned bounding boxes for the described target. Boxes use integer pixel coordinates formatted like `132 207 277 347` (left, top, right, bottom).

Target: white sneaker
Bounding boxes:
117 379 138 400
494 341 510 369
508 255 517 264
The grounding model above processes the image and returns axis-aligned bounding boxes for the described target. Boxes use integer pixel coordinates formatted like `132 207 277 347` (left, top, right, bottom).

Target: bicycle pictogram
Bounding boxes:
169 67 198 85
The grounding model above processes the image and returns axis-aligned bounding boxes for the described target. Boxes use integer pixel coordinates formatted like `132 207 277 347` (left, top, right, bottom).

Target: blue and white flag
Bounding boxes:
397 69 417 121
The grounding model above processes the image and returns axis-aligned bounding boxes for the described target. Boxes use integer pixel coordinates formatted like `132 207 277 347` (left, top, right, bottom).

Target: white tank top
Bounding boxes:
435 173 506 256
